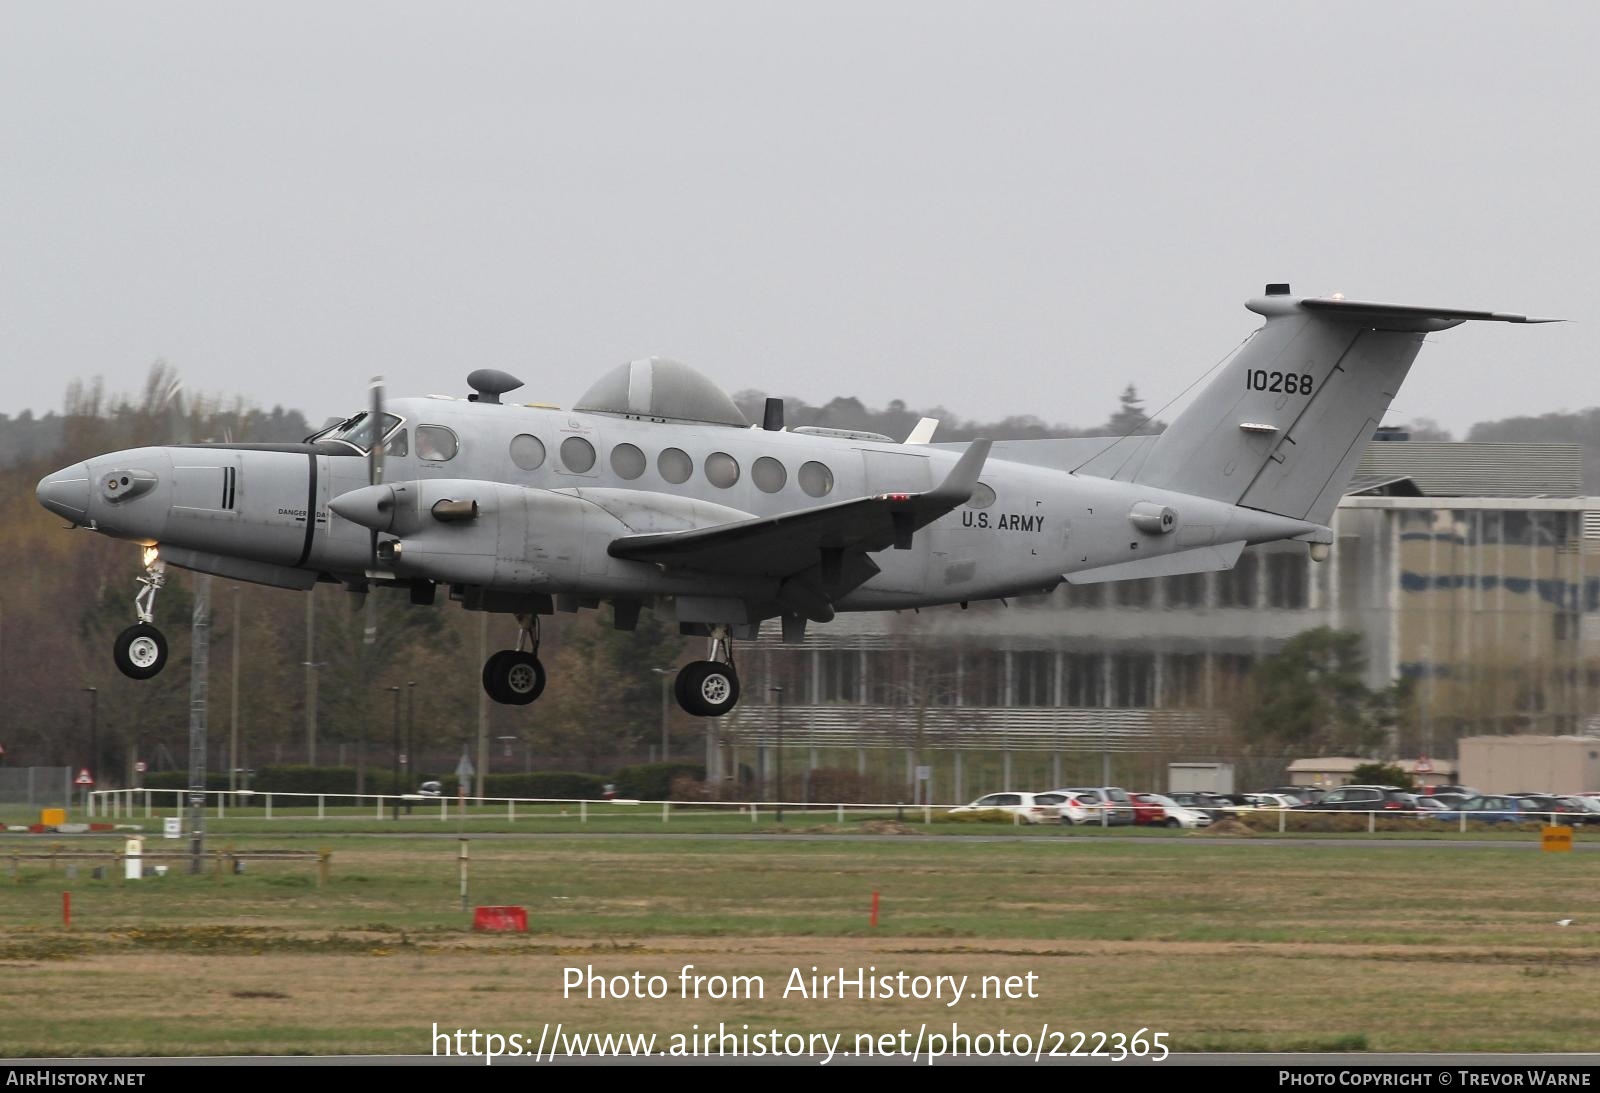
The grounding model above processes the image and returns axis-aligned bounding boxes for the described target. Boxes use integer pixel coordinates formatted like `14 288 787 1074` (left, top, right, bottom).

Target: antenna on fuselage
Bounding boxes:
467 369 525 405
762 397 785 432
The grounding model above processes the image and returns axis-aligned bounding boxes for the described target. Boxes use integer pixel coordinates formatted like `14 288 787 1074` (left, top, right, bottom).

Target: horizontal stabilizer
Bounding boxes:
1299 297 1562 328
1064 541 1245 585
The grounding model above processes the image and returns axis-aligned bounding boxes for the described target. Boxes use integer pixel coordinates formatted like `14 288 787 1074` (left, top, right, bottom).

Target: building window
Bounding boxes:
1217 551 1259 607
1116 579 1153 608
1012 651 1056 706
1066 582 1105 608
1266 552 1308 608
1164 572 1206 608
1112 653 1154 707
961 651 1007 706
816 649 860 703
1063 653 1104 706
1163 653 1207 705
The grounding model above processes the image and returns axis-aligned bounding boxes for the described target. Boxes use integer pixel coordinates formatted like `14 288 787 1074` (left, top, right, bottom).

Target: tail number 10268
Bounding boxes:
1246 370 1314 395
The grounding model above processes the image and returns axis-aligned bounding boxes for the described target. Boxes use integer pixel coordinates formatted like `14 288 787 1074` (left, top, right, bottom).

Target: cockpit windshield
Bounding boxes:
308 411 403 453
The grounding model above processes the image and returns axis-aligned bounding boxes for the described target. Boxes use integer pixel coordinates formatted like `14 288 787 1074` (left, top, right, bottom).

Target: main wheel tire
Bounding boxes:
675 660 740 717
483 650 545 706
1164 817 1181 829
114 623 168 680
481 650 513 703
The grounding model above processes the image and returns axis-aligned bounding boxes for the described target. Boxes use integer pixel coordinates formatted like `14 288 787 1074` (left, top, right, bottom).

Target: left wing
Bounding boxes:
607 440 991 586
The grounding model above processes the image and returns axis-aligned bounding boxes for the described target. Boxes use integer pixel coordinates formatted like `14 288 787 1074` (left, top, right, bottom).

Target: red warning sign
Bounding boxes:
75 768 94 786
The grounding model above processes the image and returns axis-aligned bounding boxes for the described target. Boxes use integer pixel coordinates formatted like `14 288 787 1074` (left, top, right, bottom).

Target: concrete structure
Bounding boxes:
1458 735 1600 795
1284 756 1459 790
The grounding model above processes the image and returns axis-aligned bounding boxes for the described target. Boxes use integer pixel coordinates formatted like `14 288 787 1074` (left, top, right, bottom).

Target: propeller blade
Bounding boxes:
368 376 386 487
367 375 386 572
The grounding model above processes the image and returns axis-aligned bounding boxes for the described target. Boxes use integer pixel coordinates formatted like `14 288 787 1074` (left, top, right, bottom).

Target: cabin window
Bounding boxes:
610 443 646 480
560 436 597 473
705 452 739 489
510 434 546 471
798 461 833 498
416 425 459 462
752 456 786 493
659 447 693 484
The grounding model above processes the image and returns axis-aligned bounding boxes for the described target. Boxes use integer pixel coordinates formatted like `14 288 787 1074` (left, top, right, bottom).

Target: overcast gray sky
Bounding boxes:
3 2 1594 435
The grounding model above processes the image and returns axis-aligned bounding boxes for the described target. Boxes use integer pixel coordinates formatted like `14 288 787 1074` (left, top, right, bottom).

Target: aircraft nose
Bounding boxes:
37 462 92 523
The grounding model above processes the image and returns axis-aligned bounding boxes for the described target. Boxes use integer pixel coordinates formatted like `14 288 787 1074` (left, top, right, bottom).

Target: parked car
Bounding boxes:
1427 795 1537 824
1050 787 1136 825
1131 792 1213 829
948 792 1061 824
1512 795 1586 823
1271 785 1325 804
1038 792 1102 826
1168 791 1232 819
416 780 443 798
1548 800 1600 825
1242 793 1304 810
1127 793 1167 826
1294 785 1414 812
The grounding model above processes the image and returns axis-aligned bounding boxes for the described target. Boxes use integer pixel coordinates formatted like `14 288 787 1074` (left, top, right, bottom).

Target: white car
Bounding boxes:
1242 792 1303 810
1038 791 1102 826
947 792 1061 824
1132 792 1213 829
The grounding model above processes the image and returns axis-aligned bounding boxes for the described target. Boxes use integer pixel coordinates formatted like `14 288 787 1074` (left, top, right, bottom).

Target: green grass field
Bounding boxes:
1 829 1596 1057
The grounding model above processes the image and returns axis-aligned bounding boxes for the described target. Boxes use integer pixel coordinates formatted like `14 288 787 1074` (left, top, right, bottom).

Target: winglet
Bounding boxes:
925 438 991 507
905 417 940 444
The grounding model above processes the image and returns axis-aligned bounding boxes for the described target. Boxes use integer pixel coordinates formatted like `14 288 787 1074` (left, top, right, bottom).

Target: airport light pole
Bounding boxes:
388 685 401 818
229 585 240 793
405 680 415 785
770 685 784 822
651 668 672 761
83 687 97 807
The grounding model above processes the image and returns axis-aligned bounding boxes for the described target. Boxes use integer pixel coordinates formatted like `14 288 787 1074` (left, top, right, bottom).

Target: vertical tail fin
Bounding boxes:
1129 287 1557 525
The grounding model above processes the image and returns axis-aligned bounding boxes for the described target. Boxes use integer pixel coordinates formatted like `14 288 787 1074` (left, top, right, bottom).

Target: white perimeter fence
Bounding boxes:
82 789 1583 835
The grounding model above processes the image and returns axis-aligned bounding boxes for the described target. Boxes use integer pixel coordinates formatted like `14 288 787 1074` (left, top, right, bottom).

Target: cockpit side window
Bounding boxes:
416 425 460 462
384 429 408 457
311 411 403 452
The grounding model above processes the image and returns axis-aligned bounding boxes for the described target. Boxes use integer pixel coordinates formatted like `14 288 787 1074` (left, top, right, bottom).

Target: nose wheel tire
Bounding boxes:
114 623 169 680
482 650 546 706
675 660 740 717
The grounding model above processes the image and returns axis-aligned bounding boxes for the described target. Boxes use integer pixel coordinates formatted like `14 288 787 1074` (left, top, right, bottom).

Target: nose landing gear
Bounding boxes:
113 551 169 680
482 614 546 706
675 626 741 717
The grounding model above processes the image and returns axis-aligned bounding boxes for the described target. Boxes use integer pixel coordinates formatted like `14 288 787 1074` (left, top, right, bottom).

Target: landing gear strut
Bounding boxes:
675 626 740 717
113 549 169 680
482 613 546 706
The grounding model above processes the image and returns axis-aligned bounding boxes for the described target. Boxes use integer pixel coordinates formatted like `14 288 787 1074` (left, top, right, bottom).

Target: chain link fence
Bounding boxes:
0 767 73 808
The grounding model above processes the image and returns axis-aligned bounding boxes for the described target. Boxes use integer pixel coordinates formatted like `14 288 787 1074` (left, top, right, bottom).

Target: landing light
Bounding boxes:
141 545 161 568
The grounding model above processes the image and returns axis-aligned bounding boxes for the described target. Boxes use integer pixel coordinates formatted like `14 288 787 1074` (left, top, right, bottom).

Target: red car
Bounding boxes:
1129 793 1167 826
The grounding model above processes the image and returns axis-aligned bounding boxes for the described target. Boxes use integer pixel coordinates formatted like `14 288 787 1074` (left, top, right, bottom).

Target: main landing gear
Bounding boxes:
674 626 740 718
482 614 546 706
113 549 169 680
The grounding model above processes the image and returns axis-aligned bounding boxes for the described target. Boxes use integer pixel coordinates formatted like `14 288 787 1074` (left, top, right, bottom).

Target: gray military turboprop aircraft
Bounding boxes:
37 285 1553 717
